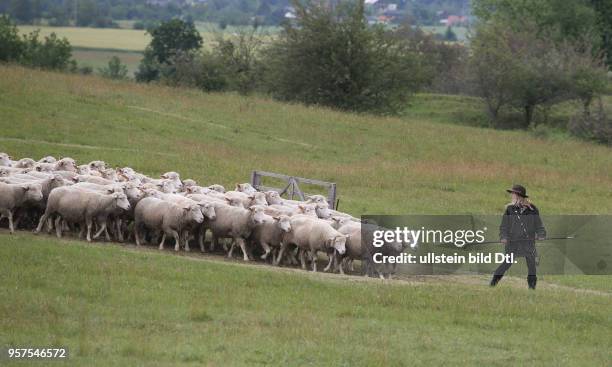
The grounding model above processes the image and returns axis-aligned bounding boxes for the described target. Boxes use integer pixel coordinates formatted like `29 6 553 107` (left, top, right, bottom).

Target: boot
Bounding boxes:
490 274 503 287
527 275 537 290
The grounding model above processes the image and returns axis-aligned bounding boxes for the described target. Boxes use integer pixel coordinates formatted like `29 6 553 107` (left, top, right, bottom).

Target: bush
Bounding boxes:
568 99 612 145
160 51 228 92
98 56 129 80
20 30 75 71
77 65 94 75
0 15 23 62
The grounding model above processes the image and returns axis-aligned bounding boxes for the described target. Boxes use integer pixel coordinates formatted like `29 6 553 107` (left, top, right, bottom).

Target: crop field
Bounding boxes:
72 48 143 75
0 65 611 366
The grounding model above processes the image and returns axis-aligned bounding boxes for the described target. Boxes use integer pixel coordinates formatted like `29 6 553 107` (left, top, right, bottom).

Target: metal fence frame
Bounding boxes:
250 170 338 209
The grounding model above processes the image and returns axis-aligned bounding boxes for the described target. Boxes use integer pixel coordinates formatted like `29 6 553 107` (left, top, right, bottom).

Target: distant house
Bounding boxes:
440 15 467 26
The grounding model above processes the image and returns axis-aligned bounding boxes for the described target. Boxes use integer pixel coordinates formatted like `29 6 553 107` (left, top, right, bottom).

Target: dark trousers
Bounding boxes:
494 255 537 276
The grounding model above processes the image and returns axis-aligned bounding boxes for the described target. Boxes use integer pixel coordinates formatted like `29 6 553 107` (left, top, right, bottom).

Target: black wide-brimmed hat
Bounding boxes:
506 184 528 198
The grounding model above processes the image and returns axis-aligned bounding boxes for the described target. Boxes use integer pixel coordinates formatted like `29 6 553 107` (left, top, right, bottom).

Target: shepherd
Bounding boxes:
490 184 546 289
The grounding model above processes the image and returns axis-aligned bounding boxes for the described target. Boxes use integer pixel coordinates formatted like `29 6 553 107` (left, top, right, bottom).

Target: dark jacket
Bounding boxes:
499 204 546 257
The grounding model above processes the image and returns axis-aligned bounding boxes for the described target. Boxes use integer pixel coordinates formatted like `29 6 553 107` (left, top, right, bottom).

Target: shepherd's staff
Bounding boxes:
429 235 576 248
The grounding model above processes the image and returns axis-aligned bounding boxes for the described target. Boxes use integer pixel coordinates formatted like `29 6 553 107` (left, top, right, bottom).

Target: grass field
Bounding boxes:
1 233 610 366
0 65 611 365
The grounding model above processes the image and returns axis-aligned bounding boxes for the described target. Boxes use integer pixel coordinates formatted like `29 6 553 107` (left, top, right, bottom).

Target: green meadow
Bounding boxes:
0 65 611 366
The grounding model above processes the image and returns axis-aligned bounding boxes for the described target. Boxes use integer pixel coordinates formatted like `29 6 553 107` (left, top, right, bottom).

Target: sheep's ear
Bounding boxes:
272 215 280 220
106 189 114 194
224 197 232 203
23 185 30 191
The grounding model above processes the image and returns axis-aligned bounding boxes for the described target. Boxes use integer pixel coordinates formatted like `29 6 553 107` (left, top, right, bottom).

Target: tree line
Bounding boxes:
0 0 611 144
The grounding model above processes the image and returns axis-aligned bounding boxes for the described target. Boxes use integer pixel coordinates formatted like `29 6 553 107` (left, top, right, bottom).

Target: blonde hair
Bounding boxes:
511 194 533 208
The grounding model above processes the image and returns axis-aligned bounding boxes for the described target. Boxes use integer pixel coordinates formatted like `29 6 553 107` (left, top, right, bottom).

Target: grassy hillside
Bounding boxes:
1 65 611 366
1 65 611 215
1 234 610 366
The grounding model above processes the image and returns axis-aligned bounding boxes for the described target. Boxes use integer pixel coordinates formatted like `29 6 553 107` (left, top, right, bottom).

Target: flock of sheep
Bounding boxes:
0 152 405 278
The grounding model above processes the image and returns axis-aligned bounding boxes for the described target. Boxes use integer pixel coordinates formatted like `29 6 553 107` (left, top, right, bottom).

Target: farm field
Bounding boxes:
72 48 143 75
17 25 278 76
0 65 611 365
18 25 150 51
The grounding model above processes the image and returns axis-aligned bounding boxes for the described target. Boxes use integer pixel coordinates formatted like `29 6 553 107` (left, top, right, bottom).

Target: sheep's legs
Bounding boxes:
236 238 249 261
311 250 318 272
182 230 190 252
227 241 235 258
299 249 307 270
85 217 93 242
116 219 124 242
5 210 14 234
134 224 141 246
172 230 181 251
275 243 287 266
324 251 335 272
55 217 62 238
210 234 218 252
93 221 107 240
158 233 167 250
260 242 271 260
35 210 50 234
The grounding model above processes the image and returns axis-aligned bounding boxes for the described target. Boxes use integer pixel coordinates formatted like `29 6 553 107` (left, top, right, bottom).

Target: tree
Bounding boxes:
470 20 607 128
98 56 129 80
262 0 428 113
214 28 263 94
147 19 202 64
590 0 612 66
472 0 602 56
136 19 203 82
444 26 457 42
9 0 34 23
0 15 24 62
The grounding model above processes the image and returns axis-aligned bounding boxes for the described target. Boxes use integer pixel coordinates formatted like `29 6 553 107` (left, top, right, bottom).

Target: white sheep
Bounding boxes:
0 182 44 233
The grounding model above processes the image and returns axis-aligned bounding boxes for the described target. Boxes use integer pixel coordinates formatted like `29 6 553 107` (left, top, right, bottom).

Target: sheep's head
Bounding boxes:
89 160 106 171
113 193 131 210
249 205 267 225
184 204 204 224
274 215 292 232
264 191 282 205
200 203 216 220
23 184 43 202
329 234 348 255
16 158 35 168
208 184 225 193
249 192 267 206
315 202 331 219
56 158 77 172
297 204 317 217
39 156 56 164
0 153 12 166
